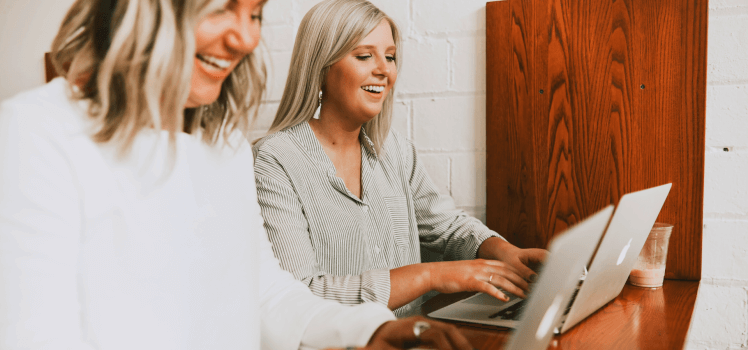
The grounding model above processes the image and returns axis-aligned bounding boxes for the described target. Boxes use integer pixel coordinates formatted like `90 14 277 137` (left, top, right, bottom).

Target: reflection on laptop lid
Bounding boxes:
428 206 613 345
558 183 672 333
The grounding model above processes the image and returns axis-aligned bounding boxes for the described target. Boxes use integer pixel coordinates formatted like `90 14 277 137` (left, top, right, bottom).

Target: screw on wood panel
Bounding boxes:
539 89 544 94
640 84 645 89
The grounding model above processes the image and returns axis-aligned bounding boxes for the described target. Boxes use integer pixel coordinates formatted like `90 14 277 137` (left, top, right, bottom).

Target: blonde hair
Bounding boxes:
264 0 401 155
50 0 266 156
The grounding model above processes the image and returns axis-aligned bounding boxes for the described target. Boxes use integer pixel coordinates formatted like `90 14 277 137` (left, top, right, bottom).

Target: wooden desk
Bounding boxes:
421 280 699 350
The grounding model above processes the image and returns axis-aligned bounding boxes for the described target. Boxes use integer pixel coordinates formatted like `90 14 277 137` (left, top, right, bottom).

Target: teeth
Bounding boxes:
197 54 231 70
361 85 385 93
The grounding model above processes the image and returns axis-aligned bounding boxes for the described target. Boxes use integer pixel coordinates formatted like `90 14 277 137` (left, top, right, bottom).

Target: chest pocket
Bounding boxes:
384 196 412 249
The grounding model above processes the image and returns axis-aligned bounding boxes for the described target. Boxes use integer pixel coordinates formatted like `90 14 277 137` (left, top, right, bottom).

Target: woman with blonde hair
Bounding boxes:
0 0 473 349
254 0 546 316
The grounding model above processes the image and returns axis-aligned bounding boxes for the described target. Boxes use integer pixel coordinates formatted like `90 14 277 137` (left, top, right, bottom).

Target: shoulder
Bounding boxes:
380 129 416 168
252 124 309 172
0 78 88 139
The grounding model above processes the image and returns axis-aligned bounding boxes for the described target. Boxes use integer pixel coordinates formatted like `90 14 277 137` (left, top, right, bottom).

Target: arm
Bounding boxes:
253 148 390 306
247 163 395 350
402 139 500 261
0 103 93 349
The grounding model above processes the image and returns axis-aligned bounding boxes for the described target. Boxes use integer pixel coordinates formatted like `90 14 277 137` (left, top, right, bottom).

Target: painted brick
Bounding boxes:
369 0 410 35
703 152 748 216
265 51 292 101
0 0 76 101
262 24 296 52
707 14 748 83
451 36 486 93
688 284 748 345
397 39 450 94
711 0 748 9
412 0 487 34
706 85 748 148
702 220 748 281
253 102 279 131
412 95 486 151
391 100 410 139
262 0 293 25
451 152 486 208
419 154 450 196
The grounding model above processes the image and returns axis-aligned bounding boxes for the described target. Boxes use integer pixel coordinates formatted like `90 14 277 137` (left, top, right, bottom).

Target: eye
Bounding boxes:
355 54 372 61
386 55 396 63
251 14 263 22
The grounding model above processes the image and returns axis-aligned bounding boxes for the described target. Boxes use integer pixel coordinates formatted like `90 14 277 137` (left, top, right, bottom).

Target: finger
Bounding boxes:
491 275 528 299
491 267 530 292
476 281 510 301
440 324 474 350
419 327 454 350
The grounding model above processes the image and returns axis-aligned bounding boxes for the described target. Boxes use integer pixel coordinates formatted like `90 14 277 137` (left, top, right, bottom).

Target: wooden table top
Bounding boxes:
420 280 699 350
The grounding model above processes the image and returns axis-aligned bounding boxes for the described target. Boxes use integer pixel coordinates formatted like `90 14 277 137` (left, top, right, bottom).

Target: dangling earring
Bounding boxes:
312 90 322 119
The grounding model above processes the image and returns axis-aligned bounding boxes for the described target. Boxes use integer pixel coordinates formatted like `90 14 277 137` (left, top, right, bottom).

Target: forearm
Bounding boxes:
388 263 433 310
477 237 515 260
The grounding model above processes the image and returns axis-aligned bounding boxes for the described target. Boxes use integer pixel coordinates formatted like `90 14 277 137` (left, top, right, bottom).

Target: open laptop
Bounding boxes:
556 183 672 333
428 183 672 333
427 205 614 329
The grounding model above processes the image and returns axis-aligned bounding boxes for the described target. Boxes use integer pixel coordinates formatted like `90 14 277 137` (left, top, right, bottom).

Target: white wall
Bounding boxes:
0 0 746 348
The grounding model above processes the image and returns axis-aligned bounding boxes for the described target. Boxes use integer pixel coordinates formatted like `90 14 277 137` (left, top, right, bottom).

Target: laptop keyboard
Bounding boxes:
488 299 527 320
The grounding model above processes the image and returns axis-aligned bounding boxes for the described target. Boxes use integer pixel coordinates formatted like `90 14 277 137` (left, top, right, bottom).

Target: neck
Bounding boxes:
309 106 364 149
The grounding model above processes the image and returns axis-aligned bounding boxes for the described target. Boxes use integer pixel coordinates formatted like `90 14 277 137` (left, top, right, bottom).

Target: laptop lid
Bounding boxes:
504 205 614 350
427 206 613 331
559 183 672 333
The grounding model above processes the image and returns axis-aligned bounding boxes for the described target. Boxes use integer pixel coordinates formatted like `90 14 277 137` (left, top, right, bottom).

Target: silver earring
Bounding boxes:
312 90 322 119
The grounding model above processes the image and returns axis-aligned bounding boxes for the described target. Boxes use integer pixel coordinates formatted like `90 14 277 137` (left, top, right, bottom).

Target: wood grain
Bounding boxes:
44 52 59 83
423 281 699 350
485 0 706 280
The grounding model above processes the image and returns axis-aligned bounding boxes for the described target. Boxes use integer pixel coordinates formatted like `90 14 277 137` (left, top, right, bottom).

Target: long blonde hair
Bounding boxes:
50 0 266 156
264 0 401 155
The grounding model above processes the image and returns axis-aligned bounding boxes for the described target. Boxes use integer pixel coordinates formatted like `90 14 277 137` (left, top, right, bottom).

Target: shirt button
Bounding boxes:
362 205 369 213
374 245 381 254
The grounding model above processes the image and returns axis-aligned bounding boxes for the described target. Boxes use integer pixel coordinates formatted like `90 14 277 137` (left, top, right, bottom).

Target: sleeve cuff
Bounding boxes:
360 268 391 306
300 302 396 350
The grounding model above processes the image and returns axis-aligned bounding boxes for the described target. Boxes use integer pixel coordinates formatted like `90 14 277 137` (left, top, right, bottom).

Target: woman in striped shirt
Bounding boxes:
254 0 547 315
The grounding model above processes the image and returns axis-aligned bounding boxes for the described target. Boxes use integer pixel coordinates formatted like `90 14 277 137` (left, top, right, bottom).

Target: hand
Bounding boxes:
427 259 529 302
365 316 474 350
477 237 547 284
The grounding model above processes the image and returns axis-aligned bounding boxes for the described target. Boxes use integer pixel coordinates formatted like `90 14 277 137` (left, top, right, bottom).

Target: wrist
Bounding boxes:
477 237 514 260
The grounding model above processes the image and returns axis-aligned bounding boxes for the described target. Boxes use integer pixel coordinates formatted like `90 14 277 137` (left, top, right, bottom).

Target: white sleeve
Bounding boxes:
250 167 395 350
0 102 94 350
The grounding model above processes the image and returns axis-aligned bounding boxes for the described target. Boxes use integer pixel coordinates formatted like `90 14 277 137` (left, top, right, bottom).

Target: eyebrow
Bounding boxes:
354 45 397 51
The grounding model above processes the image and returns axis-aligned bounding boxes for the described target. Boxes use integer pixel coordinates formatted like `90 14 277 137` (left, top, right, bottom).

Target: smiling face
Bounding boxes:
186 0 266 108
322 19 398 125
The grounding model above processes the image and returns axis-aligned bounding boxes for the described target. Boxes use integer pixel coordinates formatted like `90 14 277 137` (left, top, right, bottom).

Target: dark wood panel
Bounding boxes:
422 281 699 349
485 0 706 280
44 52 59 83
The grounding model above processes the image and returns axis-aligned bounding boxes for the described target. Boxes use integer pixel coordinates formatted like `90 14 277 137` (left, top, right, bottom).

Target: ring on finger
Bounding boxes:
413 321 431 340
489 274 493 283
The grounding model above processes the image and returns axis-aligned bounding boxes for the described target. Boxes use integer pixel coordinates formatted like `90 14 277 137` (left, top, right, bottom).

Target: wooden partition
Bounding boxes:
486 0 707 280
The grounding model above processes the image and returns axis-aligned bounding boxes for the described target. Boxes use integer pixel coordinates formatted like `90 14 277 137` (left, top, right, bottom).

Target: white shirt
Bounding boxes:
0 78 394 350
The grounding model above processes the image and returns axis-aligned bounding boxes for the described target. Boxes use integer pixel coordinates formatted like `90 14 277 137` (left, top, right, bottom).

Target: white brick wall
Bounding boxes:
686 1 748 349
1 0 746 347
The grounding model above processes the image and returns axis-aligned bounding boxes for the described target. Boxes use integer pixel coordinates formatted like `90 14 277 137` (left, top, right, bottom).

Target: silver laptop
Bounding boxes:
556 183 672 333
428 206 614 330
428 184 672 335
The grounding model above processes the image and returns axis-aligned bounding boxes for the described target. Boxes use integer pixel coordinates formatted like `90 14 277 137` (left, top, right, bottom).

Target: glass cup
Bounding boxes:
628 223 673 288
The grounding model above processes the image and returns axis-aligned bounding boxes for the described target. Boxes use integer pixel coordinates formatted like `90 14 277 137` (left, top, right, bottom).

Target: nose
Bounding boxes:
226 15 260 55
373 55 390 76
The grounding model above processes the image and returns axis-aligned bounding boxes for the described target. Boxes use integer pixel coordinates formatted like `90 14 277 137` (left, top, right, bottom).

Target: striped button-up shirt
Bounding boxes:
253 122 501 315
